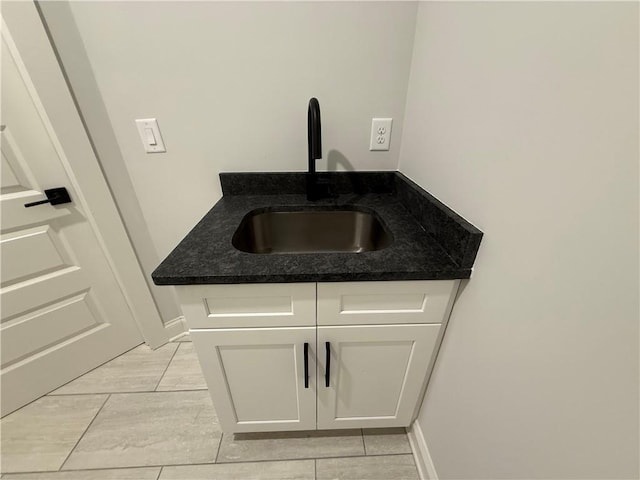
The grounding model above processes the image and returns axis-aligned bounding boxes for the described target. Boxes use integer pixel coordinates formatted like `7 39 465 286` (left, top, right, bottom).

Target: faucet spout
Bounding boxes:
307 97 322 200
308 98 321 174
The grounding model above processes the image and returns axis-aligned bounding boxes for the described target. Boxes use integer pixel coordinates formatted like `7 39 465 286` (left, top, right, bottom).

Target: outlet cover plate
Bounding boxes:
369 118 392 151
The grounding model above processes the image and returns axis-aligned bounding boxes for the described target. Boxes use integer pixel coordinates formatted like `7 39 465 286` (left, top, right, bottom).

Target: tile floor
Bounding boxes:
0 335 419 480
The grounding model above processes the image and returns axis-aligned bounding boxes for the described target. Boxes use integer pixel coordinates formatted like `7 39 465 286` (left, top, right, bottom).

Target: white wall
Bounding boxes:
38 1 183 325
63 1 417 258
399 3 639 479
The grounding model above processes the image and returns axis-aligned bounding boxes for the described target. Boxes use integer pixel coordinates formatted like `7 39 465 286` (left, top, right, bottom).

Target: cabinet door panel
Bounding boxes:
317 324 441 429
177 283 316 329
318 280 459 325
191 327 316 433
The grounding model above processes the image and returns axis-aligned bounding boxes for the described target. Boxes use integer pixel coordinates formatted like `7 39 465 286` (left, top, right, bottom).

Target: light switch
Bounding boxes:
135 118 166 153
144 128 157 146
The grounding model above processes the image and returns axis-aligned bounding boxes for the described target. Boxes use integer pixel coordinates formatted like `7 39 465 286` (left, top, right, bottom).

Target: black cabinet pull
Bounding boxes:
303 342 309 388
24 187 72 208
325 341 331 387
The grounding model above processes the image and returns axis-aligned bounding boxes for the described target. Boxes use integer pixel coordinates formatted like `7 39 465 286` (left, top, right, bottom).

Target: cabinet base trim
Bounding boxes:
408 420 439 480
165 316 187 341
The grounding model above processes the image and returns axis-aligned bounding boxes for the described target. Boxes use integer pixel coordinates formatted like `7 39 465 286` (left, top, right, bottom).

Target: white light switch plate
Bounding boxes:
369 118 392 151
135 118 166 153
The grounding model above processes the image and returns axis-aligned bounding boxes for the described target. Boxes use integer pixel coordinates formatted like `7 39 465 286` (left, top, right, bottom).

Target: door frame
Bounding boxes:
1 1 177 348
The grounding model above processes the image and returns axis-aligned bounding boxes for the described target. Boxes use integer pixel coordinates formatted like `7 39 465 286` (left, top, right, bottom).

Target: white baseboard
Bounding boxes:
164 316 186 341
408 421 439 480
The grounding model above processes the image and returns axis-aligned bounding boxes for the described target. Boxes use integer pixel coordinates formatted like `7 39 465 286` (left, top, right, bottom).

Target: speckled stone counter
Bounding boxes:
152 172 482 285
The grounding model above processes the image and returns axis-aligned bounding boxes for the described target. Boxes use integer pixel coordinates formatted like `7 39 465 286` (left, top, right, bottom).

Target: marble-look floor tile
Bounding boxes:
0 395 107 473
156 343 207 391
217 429 364 463
63 391 220 470
160 460 314 480
363 428 411 455
316 454 419 480
51 344 179 395
2 467 160 479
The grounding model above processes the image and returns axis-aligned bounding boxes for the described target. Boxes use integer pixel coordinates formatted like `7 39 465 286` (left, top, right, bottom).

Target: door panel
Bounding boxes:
191 327 316 433
176 283 316 329
333 340 413 418
220 345 300 422
317 280 459 325
1 147 21 189
0 13 143 415
1 292 98 365
0 127 70 230
317 324 441 429
1 225 68 284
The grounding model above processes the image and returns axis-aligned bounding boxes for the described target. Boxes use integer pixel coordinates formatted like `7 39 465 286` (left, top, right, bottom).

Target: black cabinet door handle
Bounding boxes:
303 342 309 389
325 341 331 387
24 187 72 208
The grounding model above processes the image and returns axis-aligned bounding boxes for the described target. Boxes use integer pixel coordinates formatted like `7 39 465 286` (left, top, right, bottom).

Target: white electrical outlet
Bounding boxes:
369 118 392 151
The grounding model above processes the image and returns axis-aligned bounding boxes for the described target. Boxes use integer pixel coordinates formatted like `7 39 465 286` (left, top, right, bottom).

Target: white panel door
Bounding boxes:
0 17 143 415
191 327 316 433
317 324 441 429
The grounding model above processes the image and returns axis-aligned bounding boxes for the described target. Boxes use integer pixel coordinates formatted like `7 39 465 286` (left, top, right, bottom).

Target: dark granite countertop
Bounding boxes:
152 172 483 285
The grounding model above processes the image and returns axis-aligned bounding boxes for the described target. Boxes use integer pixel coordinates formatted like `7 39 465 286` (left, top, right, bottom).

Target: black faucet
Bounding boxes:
307 97 325 201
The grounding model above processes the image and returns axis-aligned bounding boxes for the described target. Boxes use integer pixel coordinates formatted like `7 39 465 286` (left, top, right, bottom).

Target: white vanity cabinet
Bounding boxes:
176 280 459 433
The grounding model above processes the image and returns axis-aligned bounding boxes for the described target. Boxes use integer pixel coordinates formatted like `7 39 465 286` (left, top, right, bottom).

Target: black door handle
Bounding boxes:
304 342 309 389
24 187 72 208
325 341 331 387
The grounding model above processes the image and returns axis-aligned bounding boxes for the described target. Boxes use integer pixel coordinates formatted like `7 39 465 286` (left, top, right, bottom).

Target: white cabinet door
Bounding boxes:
191 327 316 433
317 324 441 429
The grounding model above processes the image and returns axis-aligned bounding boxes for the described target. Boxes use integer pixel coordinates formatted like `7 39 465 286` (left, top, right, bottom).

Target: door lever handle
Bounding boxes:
24 187 72 208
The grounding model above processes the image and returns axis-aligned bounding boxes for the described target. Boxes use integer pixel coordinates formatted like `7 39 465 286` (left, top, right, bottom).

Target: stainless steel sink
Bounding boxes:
232 206 393 254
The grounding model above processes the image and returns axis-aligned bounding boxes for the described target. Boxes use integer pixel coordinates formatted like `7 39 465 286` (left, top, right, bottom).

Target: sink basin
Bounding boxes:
232 206 393 254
